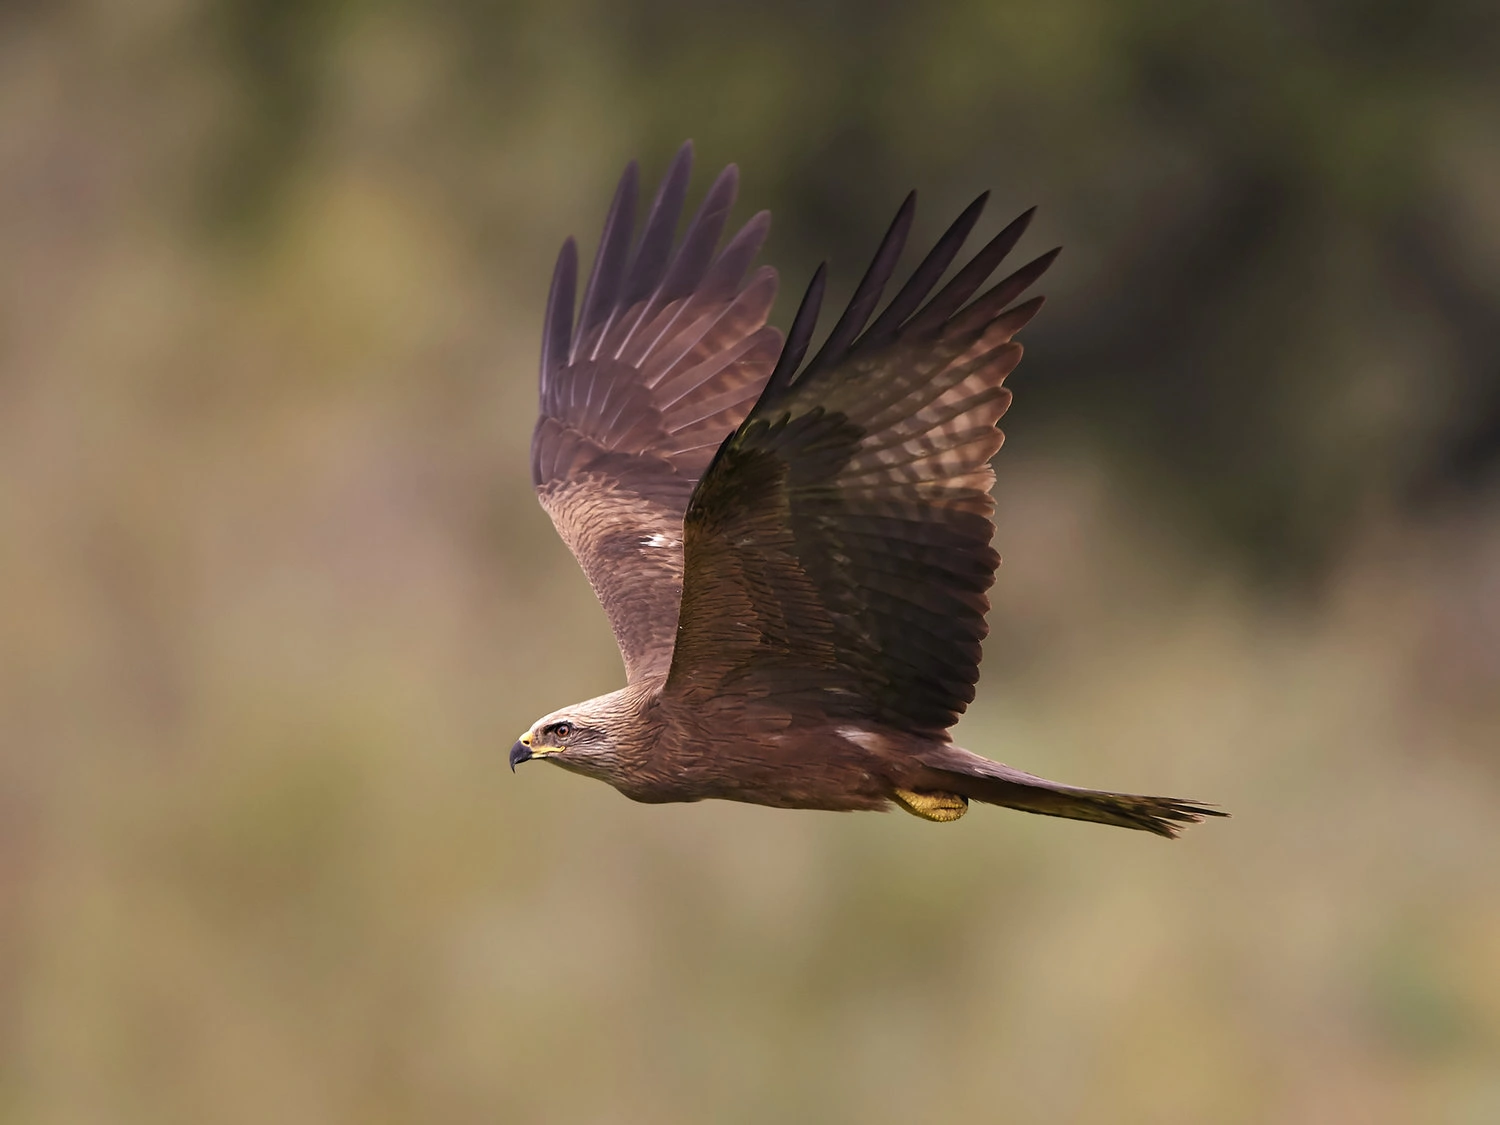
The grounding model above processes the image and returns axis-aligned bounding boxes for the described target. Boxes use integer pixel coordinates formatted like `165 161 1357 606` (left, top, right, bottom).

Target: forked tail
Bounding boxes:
926 749 1227 838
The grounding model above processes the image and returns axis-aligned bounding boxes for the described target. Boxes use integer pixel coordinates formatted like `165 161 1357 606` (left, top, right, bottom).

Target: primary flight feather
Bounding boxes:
513 142 1225 837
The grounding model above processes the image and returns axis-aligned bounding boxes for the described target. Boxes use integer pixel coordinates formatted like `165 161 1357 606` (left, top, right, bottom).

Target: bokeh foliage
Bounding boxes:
2 2 1498 1123
202 0 1500 577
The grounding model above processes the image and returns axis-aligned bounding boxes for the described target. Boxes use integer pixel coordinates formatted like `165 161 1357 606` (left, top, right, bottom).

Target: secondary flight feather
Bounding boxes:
513 142 1225 837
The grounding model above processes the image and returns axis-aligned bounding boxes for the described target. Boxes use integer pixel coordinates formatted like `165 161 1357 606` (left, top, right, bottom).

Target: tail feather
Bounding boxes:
928 754 1227 839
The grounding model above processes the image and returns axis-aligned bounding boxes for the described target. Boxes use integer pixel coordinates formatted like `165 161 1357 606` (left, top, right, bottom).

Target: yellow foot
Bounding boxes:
892 789 969 822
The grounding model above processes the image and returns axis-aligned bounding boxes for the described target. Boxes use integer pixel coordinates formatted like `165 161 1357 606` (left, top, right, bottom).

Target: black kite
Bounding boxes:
510 144 1224 836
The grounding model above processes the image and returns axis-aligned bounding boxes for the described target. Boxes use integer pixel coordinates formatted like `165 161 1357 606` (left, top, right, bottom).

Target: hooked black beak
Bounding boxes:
509 740 532 771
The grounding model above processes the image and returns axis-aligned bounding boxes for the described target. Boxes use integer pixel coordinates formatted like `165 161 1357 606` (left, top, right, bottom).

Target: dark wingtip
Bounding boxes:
861 190 992 349
540 237 579 385
654 160 741 304
804 192 916 376
763 262 827 399
621 143 696 309
574 160 641 360
889 202 1048 339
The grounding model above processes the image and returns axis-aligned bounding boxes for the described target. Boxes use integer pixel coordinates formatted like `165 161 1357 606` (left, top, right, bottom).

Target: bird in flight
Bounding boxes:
510 143 1224 836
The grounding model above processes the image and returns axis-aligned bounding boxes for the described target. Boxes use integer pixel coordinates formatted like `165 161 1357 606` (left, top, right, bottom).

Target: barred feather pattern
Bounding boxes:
669 195 1059 737
532 144 781 682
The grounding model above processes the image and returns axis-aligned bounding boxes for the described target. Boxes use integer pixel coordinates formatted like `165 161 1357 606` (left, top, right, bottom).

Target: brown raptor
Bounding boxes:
511 143 1225 837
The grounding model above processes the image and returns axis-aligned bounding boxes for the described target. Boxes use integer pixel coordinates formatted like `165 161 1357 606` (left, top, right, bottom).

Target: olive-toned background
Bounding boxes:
3 2 1498 1122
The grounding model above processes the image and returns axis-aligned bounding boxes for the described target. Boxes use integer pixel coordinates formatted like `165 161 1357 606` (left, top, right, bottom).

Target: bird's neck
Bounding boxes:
591 677 669 760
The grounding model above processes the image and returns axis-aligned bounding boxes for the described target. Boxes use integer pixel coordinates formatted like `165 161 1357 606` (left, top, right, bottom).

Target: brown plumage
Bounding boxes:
513 143 1226 838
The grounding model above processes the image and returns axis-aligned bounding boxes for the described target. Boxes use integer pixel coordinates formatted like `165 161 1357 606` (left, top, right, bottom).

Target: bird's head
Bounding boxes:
510 694 627 781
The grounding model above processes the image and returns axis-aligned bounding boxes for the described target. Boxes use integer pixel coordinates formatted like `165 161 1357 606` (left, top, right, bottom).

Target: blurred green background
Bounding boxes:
3 1 1499 1122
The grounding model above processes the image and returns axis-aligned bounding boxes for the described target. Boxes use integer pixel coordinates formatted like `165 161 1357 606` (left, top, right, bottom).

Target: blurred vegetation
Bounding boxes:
2 1 1498 1123
196 0 1500 578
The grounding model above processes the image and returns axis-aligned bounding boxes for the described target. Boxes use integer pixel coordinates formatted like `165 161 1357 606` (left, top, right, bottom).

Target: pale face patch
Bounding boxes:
518 727 561 757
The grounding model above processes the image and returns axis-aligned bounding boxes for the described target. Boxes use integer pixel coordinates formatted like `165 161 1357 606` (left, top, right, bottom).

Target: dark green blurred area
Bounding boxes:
201 0 1500 579
2 2 1498 1123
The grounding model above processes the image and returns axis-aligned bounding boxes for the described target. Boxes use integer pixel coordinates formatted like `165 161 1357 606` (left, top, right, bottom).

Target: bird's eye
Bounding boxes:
551 722 573 740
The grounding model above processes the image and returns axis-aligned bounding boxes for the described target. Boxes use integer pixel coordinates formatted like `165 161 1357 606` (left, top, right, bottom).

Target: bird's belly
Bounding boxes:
619 726 900 812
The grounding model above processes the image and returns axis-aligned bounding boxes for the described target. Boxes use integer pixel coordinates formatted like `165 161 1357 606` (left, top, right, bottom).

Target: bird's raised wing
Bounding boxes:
534 145 781 683
666 193 1057 737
